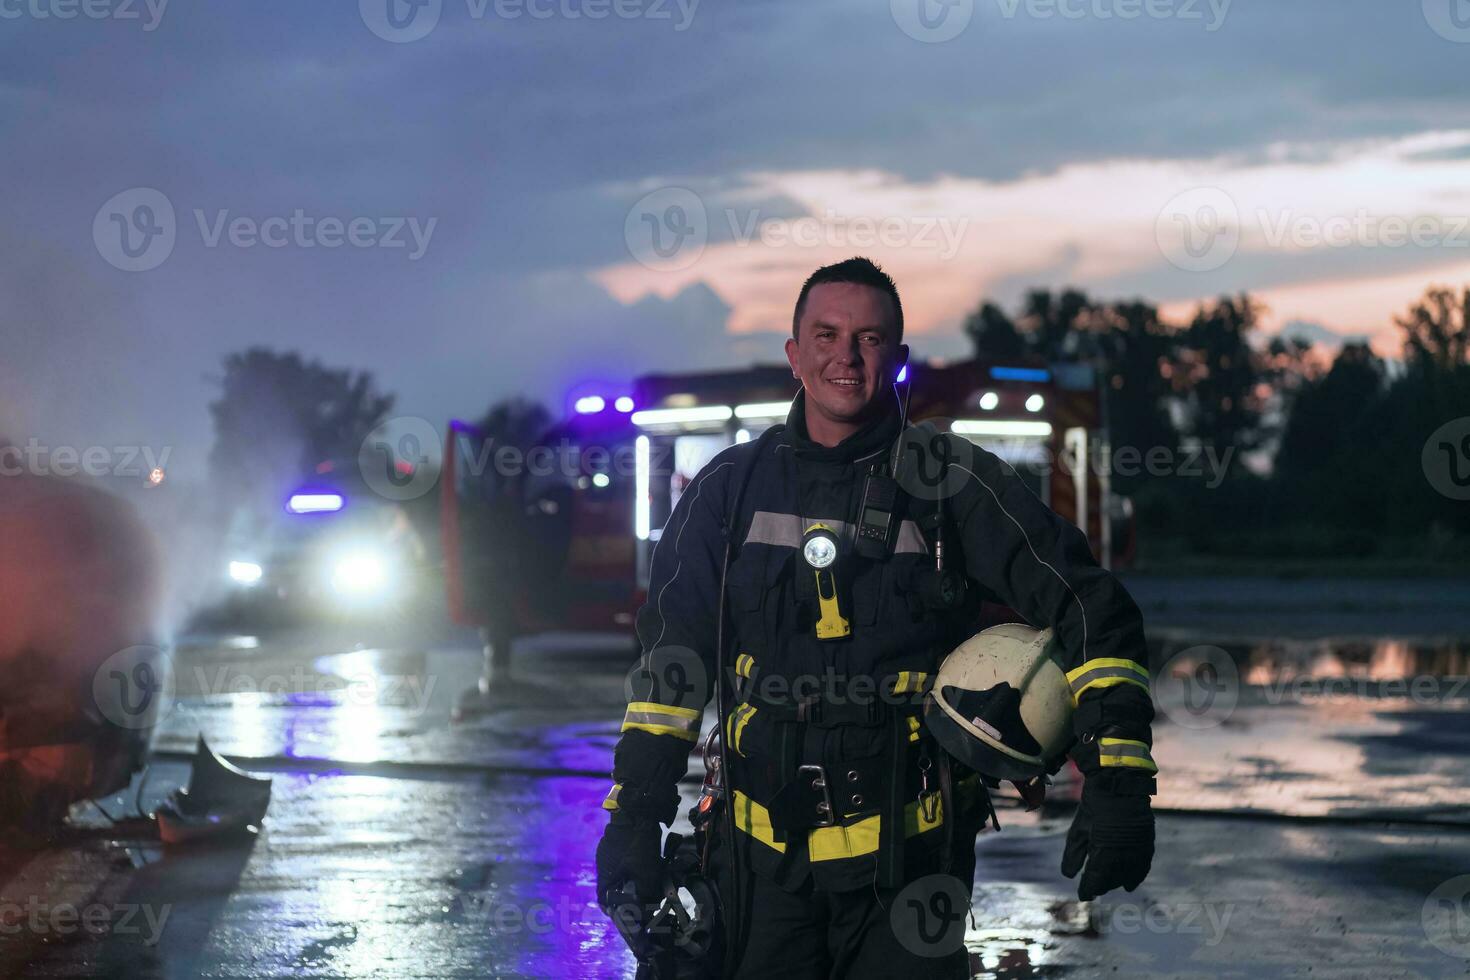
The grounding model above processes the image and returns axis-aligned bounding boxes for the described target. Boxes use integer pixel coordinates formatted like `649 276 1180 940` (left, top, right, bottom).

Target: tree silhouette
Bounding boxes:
963 301 1026 360
1395 286 1470 375
1178 295 1264 452
207 348 395 511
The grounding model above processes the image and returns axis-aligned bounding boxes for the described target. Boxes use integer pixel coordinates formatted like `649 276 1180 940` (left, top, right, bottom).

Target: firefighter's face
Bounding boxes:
787 282 908 429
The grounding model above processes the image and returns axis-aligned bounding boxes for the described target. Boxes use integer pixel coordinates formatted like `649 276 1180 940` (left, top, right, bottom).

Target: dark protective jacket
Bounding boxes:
604 390 1155 893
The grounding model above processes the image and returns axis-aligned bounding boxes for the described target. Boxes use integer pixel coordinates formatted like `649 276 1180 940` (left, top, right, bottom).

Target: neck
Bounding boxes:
804 412 862 449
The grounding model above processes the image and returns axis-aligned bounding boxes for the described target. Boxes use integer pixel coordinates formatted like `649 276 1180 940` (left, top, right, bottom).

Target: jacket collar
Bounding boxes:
781 388 902 465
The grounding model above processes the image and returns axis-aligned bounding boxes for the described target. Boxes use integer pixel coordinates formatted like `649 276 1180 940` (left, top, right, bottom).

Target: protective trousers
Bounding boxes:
706 829 976 980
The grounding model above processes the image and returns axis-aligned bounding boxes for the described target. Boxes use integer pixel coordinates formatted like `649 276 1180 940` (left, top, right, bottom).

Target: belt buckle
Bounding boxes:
798 764 835 827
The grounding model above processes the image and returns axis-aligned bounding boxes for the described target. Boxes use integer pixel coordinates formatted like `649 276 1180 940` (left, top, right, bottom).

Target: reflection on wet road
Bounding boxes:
2 617 1469 978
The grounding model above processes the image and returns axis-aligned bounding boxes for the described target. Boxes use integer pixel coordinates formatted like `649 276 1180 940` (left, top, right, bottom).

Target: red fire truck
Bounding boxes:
441 358 1129 669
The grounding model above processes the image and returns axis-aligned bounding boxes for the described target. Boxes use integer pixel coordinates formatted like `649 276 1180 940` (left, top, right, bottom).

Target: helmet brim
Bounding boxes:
924 698 1047 783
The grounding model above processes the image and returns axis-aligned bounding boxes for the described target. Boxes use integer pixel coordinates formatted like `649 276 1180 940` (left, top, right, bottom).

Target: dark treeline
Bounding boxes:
963 285 1470 563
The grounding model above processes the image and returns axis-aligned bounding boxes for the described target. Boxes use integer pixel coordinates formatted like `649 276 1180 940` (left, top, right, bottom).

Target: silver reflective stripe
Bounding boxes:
744 510 928 555
894 521 928 556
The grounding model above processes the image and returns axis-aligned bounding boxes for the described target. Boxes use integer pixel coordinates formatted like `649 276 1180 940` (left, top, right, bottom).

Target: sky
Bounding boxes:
3 0 1470 482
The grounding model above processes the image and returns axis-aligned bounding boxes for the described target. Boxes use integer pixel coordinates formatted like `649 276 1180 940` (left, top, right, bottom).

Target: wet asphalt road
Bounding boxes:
2 580 1470 979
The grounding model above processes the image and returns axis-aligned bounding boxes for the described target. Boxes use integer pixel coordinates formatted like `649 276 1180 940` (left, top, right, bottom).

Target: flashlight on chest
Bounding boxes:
802 523 851 641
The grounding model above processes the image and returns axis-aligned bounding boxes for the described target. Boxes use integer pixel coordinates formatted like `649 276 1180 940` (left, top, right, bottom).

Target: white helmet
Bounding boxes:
924 624 1074 781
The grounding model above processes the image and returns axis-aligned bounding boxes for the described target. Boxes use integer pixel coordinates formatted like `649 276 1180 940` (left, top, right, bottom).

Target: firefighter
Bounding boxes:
596 257 1156 978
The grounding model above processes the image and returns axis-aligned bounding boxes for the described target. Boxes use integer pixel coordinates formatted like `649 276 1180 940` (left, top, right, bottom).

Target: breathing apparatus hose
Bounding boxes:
714 534 744 977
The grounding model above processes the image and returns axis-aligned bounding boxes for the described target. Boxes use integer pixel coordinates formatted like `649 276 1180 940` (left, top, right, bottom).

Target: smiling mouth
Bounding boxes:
827 378 862 388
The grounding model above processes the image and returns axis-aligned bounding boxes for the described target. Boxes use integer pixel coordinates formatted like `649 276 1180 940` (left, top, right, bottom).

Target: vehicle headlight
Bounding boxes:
229 560 263 585
330 550 391 596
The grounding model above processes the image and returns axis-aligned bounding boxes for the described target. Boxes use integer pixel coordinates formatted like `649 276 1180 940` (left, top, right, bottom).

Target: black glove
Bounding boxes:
1061 771 1154 901
596 812 664 913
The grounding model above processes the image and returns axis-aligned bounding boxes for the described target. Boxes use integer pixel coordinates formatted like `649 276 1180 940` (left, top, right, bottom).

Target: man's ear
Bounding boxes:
785 337 801 379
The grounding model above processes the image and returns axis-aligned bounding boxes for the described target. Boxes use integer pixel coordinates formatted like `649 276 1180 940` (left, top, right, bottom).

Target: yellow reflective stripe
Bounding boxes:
906 714 921 743
623 722 701 742
735 654 755 678
809 814 881 862
1066 657 1150 704
602 784 621 811
724 704 757 756
625 701 701 721
1099 736 1158 772
622 701 702 742
903 792 944 836
1072 674 1150 702
731 705 756 756
1066 658 1149 685
892 670 930 694
732 790 787 854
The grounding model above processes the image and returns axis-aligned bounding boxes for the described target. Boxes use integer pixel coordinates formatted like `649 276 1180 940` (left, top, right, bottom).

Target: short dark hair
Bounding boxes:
791 256 903 341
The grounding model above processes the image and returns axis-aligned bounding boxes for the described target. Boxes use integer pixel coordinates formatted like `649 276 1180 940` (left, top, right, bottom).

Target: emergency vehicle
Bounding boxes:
441 358 1130 642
